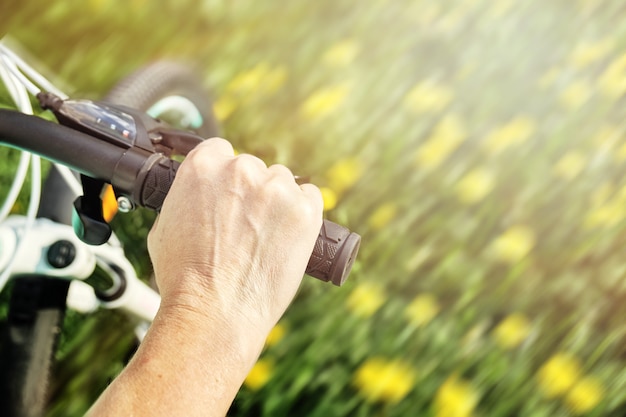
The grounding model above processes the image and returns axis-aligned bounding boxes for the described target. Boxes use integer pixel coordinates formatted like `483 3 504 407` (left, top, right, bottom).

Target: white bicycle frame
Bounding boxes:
0 38 160 340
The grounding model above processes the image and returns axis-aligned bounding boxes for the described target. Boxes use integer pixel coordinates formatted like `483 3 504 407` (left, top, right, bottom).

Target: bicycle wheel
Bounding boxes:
0 276 70 417
103 60 220 138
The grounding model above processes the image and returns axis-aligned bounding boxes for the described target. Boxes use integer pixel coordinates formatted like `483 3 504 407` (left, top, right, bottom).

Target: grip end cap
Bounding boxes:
328 232 361 286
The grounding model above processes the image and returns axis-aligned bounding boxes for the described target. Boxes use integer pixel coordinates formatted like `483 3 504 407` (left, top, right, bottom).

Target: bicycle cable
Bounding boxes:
0 42 78 291
0 54 40 291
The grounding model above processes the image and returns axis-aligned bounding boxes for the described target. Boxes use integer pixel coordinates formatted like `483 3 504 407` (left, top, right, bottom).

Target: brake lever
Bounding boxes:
148 128 204 157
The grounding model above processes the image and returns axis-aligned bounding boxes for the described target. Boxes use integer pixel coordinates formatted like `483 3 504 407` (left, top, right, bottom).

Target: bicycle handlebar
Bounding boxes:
0 100 360 286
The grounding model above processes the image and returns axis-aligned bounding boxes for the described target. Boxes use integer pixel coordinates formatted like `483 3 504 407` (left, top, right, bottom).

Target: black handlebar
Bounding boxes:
0 111 125 179
0 104 360 286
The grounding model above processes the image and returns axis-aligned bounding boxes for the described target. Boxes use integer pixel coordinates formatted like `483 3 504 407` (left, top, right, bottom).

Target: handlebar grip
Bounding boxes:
136 157 360 286
307 220 360 286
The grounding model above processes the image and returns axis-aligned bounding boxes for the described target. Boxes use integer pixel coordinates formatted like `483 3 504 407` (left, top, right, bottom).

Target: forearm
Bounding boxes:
87 304 266 417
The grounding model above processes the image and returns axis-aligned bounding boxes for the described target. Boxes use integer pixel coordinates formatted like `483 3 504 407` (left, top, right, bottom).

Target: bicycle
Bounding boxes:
0 38 361 417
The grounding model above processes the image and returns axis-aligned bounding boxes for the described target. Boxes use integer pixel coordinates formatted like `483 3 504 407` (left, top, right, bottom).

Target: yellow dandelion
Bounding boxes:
265 323 286 348
415 114 467 170
404 80 454 115
226 63 268 94
353 357 417 404
569 39 614 69
455 167 496 204
489 225 536 264
323 39 360 68
584 201 626 229
213 95 237 121
560 80 593 110
483 116 536 155
226 63 287 98
346 282 386 318
415 141 455 170
367 202 397 231
553 151 587 180
263 66 288 94
301 82 351 120
536 353 583 399
565 376 605 415
325 157 364 194
492 313 532 350
405 293 440 327
433 374 480 417
89 0 110 11
319 186 338 211
244 358 274 391
598 53 626 99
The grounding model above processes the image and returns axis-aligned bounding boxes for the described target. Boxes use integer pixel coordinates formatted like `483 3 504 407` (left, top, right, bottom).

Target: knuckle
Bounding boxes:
179 148 207 178
268 163 294 178
201 136 231 149
227 154 267 181
233 153 267 169
186 137 234 160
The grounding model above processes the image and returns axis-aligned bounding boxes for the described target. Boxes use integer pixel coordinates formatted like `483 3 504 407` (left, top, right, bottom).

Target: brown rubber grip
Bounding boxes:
138 156 180 211
306 220 361 286
136 157 360 285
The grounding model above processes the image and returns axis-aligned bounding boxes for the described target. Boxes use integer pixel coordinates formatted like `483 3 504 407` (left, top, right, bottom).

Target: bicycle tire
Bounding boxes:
0 276 70 417
103 61 220 138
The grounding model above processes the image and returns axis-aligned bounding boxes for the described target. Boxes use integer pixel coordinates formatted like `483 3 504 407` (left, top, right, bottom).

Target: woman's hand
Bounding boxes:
148 137 323 336
88 138 323 417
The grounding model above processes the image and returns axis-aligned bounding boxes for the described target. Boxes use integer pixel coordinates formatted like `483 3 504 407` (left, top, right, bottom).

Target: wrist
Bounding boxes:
89 300 267 417
152 297 268 365
156 269 279 341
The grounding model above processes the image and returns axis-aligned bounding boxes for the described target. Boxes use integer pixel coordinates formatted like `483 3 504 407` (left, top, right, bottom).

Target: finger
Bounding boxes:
267 164 297 181
189 137 236 158
299 183 324 216
234 153 268 171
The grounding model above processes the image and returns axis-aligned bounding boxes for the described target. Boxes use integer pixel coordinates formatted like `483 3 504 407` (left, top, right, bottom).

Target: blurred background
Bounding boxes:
2 0 626 416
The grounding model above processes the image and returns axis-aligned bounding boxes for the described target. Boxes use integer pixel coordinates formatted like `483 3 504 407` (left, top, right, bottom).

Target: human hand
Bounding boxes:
147 138 323 339
89 138 323 416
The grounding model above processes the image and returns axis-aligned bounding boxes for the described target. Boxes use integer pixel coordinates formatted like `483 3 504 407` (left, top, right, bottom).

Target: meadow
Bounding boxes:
2 1 626 416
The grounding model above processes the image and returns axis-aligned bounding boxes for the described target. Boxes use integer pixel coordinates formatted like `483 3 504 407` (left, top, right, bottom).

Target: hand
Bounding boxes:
89 138 323 417
148 137 323 337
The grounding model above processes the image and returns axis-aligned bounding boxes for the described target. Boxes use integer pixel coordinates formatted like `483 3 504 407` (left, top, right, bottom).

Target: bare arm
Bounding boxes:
87 138 323 416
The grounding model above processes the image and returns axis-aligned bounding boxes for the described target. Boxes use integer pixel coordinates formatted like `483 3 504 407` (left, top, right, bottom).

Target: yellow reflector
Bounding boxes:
101 185 118 222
